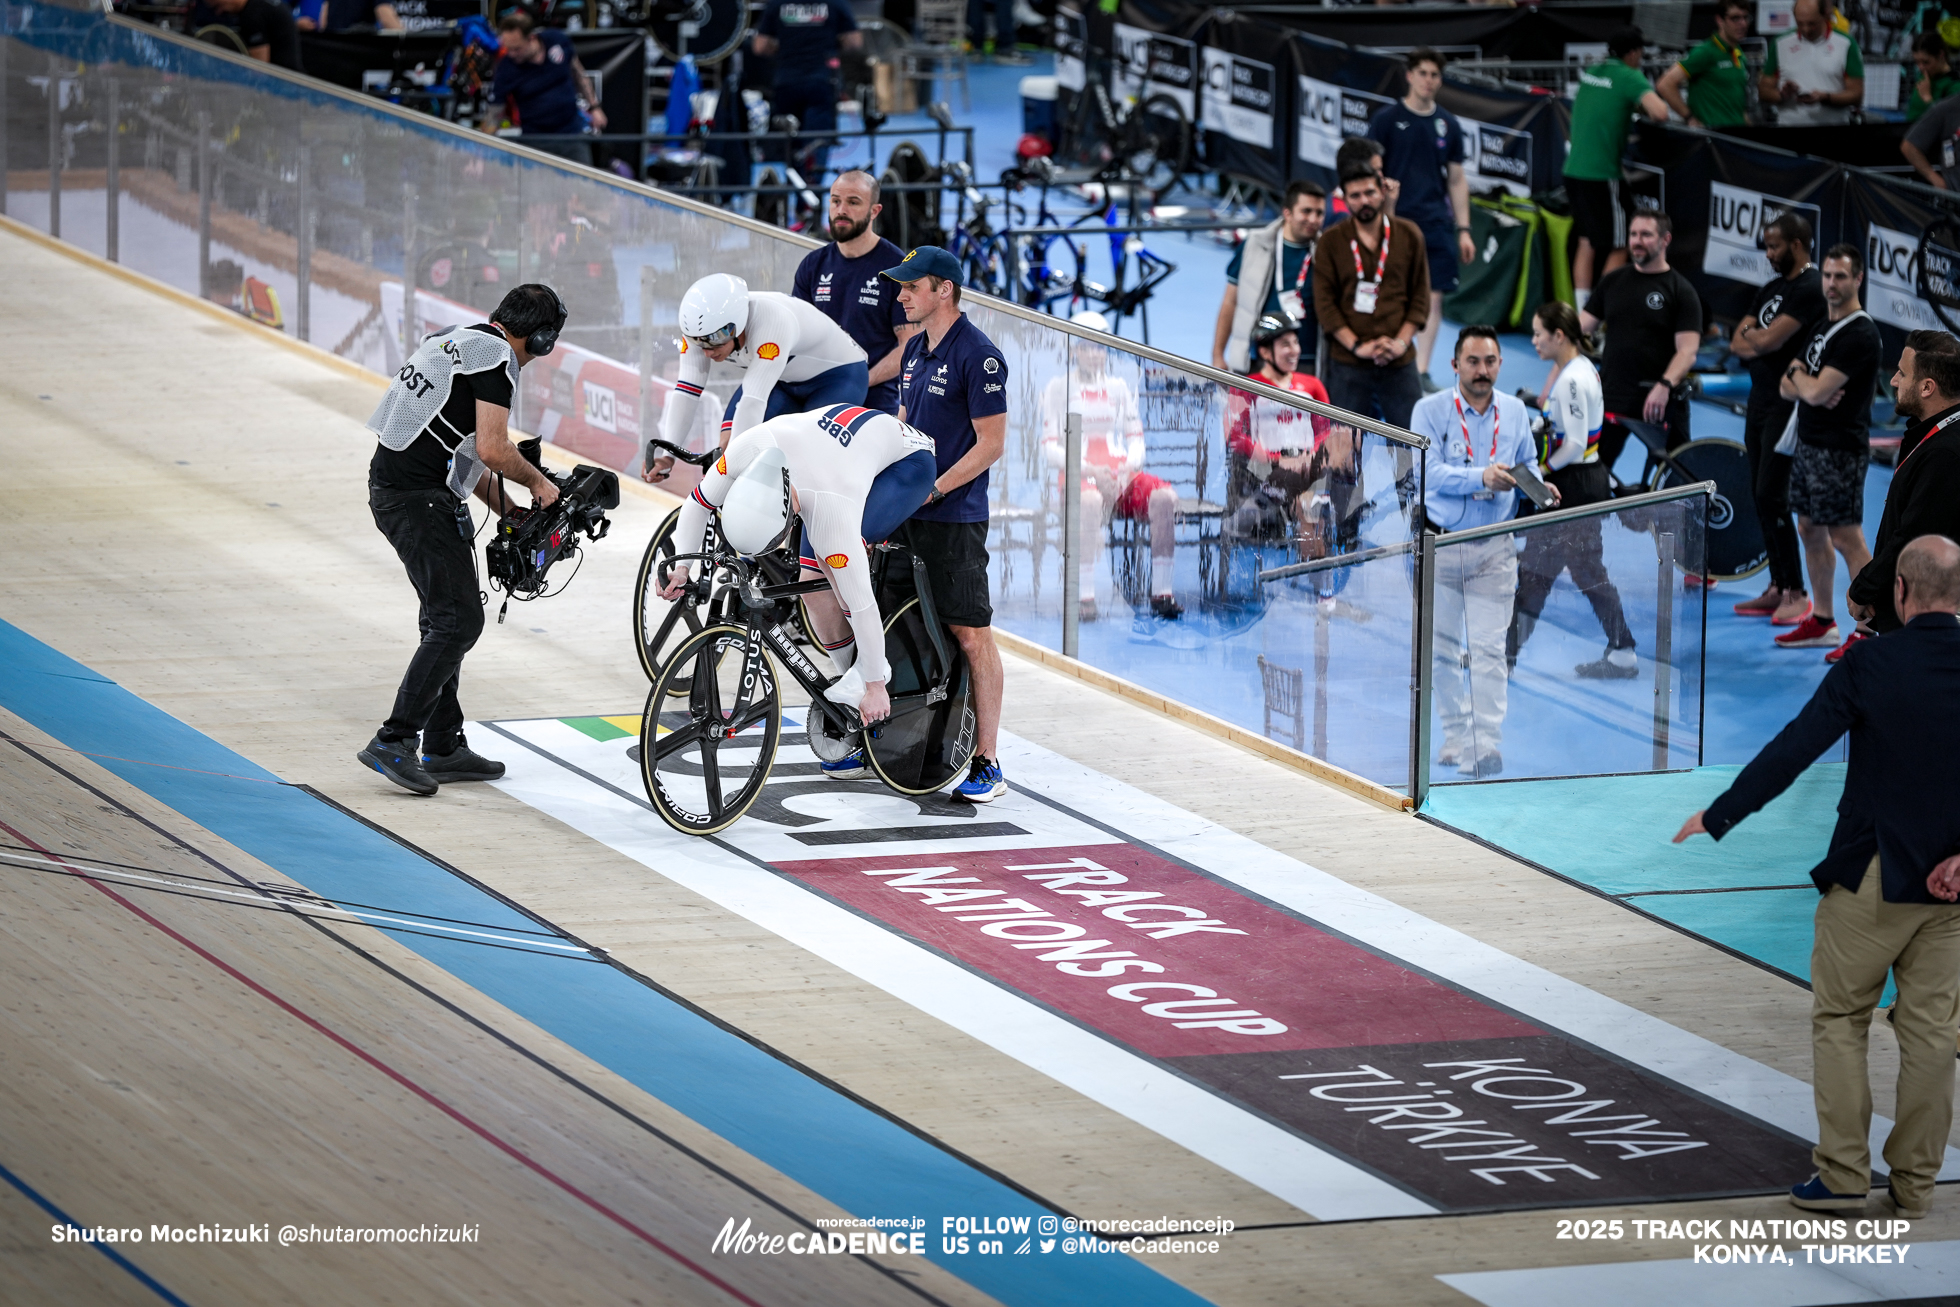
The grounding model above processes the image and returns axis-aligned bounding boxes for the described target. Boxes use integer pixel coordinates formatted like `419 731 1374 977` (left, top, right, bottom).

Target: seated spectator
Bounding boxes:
1040 314 1182 621
194 0 303 69
483 13 608 167
1907 31 1960 121
319 0 401 31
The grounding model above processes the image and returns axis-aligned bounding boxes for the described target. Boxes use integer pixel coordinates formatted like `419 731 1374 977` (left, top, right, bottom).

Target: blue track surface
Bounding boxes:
0 617 1213 1307
1422 764 1850 992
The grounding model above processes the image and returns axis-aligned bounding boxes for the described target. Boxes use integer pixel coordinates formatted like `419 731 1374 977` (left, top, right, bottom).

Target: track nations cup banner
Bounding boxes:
472 711 1960 1220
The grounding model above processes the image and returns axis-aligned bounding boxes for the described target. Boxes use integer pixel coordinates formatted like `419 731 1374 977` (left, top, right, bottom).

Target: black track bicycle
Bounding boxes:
636 440 977 835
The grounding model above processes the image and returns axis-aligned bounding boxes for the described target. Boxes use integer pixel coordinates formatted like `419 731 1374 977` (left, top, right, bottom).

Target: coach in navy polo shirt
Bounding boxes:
883 245 1011 804
793 170 914 412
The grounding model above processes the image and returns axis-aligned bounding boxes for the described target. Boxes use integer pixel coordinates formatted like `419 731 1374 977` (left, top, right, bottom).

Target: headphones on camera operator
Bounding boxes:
499 283 568 358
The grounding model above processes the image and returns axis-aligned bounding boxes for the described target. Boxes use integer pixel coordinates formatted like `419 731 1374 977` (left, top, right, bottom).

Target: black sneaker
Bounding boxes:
1150 594 1184 620
1575 651 1639 680
421 738 507 783
358 735 438 796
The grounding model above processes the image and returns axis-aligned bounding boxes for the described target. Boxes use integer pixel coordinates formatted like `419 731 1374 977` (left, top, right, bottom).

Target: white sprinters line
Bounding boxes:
0 849 592 955
484 715 1437 1221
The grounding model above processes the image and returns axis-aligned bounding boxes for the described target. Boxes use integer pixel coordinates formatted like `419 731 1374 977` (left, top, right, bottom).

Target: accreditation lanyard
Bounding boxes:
1901 405 1960 470
1350 220 1389 316
1276 236 1312 320
1456 390 1498 498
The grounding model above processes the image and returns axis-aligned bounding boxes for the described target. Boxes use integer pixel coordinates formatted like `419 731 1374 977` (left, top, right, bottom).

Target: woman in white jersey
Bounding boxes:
1508 301 1640 679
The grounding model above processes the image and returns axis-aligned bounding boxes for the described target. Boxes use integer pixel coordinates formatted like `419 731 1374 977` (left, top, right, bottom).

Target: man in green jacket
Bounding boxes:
1563 26 1670 310
1657 0 1753 128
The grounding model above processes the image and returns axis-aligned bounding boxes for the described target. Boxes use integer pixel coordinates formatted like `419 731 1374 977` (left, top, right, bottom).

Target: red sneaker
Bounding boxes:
1684 572 1717 590
1824 630 1872 664
1771 594 1813 626
1733 587 1781 616
1775 615 1840 648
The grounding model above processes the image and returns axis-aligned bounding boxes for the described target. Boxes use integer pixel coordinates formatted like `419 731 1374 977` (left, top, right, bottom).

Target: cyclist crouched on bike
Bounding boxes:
654 404 938 774
649 273 868 461
1040 310 1182 622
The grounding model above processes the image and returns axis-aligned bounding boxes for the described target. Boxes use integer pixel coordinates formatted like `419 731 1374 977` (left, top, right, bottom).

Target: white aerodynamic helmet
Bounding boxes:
718 445 791 555
1071 309 1110 333
680 273 750 347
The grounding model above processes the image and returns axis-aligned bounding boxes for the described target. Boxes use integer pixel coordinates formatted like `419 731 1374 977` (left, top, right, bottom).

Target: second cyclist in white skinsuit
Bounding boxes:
655 275 870 460
659 403 937 733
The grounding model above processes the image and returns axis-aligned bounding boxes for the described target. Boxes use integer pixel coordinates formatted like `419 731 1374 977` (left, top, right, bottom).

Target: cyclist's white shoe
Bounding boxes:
956 754 1006 803
821 749 868 780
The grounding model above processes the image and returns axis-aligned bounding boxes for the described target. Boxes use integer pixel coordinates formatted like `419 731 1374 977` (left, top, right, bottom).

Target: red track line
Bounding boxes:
0 818 768 1307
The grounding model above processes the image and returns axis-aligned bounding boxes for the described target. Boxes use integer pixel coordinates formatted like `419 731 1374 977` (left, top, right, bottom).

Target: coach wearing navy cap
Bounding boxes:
883 245 1010 804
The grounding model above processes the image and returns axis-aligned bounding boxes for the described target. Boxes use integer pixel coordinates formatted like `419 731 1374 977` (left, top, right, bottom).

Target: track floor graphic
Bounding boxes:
485 712 1949 1219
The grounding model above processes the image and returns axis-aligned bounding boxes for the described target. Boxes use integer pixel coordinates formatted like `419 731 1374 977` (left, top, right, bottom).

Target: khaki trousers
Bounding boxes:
1811 856 1960 1208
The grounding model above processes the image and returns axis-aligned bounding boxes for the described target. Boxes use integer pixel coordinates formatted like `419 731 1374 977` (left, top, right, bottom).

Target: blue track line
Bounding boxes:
0 617 1215 1307
0 1159 193 1307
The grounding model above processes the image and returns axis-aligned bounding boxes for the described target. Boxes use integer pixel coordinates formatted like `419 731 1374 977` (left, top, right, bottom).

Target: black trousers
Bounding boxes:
1508 462 1635 657
370 484 484 754
1743 388 1804 592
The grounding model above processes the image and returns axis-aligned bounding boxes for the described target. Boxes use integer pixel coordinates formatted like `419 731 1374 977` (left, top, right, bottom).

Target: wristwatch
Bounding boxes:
927 487 946 504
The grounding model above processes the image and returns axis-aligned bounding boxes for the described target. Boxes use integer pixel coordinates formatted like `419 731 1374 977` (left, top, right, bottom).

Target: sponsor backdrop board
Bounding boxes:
474 711 1960 1220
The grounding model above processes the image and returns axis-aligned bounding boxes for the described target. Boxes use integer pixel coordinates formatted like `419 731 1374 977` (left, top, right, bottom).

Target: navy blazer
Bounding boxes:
1704 612 1960 903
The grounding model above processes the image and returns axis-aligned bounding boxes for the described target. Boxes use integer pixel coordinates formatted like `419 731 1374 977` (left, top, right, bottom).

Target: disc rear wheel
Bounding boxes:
862 597 976 795
640 624 783 835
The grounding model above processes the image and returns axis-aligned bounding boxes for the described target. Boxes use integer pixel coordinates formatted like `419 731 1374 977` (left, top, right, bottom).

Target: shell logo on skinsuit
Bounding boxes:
757 342 781 360
680 338 688 353
716 456 727 475
825 553 849 569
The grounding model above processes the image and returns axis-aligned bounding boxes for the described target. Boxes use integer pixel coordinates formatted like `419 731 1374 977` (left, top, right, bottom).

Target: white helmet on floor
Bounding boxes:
718 445 791 555
680 273 749 346
1071 309 1110 333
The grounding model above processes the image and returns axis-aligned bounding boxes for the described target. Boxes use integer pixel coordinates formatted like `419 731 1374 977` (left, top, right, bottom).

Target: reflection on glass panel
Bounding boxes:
1427 493 1707 790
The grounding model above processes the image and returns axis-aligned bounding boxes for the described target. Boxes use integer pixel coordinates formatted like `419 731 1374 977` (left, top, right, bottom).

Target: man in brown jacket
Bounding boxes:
1312 161 1431 430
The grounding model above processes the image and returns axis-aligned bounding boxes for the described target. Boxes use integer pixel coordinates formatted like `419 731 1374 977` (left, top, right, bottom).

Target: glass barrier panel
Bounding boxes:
1425 492 1708 791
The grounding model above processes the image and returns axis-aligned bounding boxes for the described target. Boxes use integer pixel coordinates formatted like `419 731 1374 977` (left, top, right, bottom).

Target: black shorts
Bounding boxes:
1566 177 1625 256
901 518 993 628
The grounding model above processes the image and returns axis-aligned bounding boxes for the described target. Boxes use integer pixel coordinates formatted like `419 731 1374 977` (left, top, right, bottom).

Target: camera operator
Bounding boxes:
358 285 567 797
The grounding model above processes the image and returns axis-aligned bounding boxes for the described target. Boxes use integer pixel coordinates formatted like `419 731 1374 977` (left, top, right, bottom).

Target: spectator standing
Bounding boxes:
793 171 916 413
1674 534 1960 1223
1846 334 1960 632
883 246 1012 803
1730 212 1826 627
1581 210 1701 475
1774 244 1881 659
1657 0 1754 128
201 0 303 69
486 14 606 166
753 0 861 176
1563 27 1670 309
1214 180 1325 374
1760 0 1864 125
1510 301 1636 679
1907 31 1960 120
968 0 1028 64
1368 48 1475 392
1411 327 1537 779
1900 89 1960 189
1328 137 1400 222
1313 164 1428 430
1040 312 1181 622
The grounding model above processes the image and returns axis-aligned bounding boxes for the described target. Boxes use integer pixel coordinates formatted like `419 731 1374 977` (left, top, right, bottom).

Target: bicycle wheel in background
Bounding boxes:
640 624 783 835
863 597 976 795
631 508 722 687
1653 438 1766 582
1120 93 1192 201
1916 215 1960 334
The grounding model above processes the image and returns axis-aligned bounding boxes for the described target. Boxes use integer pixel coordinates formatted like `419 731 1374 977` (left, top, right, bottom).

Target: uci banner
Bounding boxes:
1842 169 1960 371
1113 0 1203 120
1288 30 1403 188
1199 10 1285 189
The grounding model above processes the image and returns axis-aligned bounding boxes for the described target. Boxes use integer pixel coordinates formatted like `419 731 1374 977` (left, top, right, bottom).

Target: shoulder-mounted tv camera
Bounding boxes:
485 438 621 615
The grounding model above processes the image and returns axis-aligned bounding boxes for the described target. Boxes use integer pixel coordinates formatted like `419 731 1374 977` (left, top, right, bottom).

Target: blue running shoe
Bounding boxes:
1790 1174 1867 1212
821 749 867 780
955 754 1006 803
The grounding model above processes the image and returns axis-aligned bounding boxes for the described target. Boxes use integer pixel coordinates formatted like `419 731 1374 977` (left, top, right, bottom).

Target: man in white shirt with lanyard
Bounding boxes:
1411 325 1537 779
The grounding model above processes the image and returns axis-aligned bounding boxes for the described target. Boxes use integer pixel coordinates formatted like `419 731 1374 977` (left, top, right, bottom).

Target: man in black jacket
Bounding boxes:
1674 534 1960 1220
1847 333 1960 632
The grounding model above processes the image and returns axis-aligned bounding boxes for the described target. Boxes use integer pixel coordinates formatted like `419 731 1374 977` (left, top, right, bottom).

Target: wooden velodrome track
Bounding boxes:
3 214 1958 1307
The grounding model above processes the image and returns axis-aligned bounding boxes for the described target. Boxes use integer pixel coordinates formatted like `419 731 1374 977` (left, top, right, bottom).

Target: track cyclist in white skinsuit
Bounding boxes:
650 273 870 467
657 403 938 774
